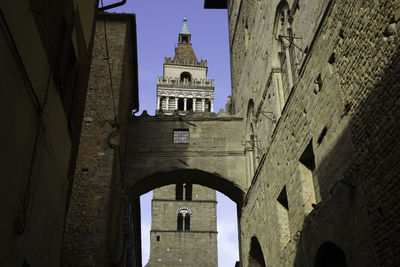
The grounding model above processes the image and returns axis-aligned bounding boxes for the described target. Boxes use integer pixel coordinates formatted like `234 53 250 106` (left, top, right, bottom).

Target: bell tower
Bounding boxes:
156 18 215 114
148 19 218 267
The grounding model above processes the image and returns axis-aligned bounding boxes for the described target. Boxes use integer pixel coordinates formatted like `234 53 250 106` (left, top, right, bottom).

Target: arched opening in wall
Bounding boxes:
177 212 183 231
205 99 211 111
160 96 166 110
132 169 243 267
314 242 347 267
178 98 184 110
272 0 297 110
248 236 266 267
187 98 193 111
179 35 190 44
176 183 192 200
180 71 192 82
184 213 190 231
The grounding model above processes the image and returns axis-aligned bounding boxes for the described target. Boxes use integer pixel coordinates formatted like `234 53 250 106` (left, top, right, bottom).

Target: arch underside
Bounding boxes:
125 169 244 205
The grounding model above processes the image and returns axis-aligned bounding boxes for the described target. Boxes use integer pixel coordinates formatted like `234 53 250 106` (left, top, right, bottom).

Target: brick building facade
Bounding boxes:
62 13 140 267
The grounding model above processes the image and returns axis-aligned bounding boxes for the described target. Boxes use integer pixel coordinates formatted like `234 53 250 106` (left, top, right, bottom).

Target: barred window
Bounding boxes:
173 129 189 143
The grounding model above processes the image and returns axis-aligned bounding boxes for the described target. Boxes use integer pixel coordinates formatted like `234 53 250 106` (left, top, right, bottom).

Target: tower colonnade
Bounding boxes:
157 96 213 112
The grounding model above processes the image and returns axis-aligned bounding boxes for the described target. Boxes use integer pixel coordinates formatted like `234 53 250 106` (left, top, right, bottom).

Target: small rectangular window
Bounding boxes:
173 129 189 144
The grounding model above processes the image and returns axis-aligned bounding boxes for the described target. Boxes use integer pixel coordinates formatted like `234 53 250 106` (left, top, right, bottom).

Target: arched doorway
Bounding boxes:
248 236 266 267
314 241 347 267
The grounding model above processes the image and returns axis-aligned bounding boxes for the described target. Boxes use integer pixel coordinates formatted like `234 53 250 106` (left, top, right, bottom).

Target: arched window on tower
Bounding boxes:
178 98 184 110
187 98 193 111
160 96 166 110
177 213 183 231
205 99 211 111
176 207 192 231
184 213 190 231
176 183 193 200
180 72 191 82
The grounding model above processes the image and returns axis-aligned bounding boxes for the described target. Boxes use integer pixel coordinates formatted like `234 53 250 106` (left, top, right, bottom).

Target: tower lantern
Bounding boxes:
179 17 191 44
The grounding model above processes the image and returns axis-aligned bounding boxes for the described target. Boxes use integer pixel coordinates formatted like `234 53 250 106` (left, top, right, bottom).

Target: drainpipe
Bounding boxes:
98 0 127 12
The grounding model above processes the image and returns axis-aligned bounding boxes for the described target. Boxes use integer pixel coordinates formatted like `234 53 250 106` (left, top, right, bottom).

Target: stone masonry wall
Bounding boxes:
154 184 216 201
150 184 217 266
152 185 217 231
149 231 218 267
125 113 247 202
330 1 400 265
225 0 400 266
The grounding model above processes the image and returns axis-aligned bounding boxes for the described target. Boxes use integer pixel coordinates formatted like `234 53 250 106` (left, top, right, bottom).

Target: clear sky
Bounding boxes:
107 0 238 266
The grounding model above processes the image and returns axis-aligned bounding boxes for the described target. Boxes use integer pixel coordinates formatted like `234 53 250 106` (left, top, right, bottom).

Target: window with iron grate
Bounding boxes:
173 129 189 143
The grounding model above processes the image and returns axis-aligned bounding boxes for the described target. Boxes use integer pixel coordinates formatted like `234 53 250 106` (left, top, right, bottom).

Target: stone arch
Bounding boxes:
180 71 192 81
125 169 244 205
248 236 266 267
314 241 347 267
126 115 246 203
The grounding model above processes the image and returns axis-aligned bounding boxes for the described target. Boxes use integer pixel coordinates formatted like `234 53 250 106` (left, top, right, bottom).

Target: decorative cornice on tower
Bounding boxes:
164 57 207 67
157 76 214 87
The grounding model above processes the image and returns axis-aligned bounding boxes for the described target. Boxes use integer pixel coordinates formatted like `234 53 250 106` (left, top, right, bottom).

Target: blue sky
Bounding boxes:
107 0 239 266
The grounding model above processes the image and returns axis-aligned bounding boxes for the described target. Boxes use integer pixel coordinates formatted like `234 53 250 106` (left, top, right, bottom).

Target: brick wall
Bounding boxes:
62 14 138 267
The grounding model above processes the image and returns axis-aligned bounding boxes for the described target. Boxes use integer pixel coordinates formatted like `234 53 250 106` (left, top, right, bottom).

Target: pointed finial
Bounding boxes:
180 17 190 35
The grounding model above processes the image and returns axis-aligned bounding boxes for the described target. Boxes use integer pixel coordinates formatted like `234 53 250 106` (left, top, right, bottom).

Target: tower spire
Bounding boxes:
180 17 190 35
179 17 191 44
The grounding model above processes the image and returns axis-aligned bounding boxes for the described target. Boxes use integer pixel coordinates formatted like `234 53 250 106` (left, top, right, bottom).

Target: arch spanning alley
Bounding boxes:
314 242 347 267
248 236 266 267
125 169 244 205
126 114 246 204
